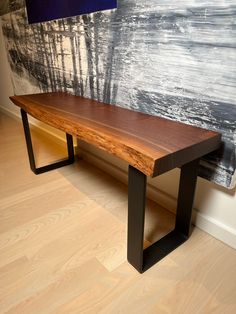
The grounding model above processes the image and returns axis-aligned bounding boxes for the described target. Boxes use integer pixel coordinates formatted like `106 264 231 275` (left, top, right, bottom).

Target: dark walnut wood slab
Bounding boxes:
10 92 221 177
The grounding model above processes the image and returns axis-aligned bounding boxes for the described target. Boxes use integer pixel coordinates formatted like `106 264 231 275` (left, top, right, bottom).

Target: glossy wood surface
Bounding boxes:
10 92 221 176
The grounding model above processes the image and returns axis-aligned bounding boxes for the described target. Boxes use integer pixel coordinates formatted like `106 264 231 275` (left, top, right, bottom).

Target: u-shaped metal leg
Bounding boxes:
127 159 199 273
21 109 74 174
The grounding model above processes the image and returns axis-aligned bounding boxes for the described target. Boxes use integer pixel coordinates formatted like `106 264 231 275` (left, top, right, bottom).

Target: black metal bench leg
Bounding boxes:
127 159 199 273
20 109 75 174
175 159 199 237
127 165 146 273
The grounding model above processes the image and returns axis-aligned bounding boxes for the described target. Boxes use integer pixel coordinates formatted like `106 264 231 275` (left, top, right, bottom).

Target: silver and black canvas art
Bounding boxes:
1 0 236 188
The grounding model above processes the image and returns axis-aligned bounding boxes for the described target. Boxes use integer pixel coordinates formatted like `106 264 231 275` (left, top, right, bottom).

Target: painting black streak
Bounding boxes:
1 0 236 188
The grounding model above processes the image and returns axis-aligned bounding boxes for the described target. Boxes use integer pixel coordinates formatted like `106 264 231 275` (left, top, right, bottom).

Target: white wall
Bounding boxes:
1 21 235 249
0 20 15 114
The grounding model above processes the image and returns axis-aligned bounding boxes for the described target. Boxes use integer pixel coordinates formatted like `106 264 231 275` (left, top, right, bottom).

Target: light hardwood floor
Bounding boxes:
0 111 236 314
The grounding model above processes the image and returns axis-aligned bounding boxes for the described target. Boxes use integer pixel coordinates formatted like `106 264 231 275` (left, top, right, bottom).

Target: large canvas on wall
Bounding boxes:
1 0 236 188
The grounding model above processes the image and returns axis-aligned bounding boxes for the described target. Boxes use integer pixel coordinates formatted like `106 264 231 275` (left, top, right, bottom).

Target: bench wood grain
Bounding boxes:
10 92 221 177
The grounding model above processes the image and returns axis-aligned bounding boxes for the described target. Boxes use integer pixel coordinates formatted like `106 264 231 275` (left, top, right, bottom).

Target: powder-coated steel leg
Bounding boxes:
21 109 74 174
127 166 146 273
127 159 199 273
175 159 199 237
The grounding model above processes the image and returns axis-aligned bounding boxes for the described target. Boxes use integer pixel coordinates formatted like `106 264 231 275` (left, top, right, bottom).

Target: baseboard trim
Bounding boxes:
0 105 73 147
192 211 236 249
0 105 21 120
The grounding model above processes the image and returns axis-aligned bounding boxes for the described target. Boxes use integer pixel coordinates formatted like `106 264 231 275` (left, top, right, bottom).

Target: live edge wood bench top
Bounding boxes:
10 91 222 273
10 92 221 177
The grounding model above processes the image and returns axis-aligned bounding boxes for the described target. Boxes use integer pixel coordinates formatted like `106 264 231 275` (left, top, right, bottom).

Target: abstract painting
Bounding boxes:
1 0 235 188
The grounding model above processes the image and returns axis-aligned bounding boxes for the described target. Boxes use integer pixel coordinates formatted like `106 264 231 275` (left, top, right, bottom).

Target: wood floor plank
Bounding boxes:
0 185 83 234
3 259 108 314
151 242 236 314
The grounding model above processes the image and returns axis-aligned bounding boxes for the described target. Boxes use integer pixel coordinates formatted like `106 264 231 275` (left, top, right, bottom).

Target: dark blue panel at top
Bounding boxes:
25 0 117 24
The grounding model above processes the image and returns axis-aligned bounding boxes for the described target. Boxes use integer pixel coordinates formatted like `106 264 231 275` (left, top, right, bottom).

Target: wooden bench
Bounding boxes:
10 92 221 273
